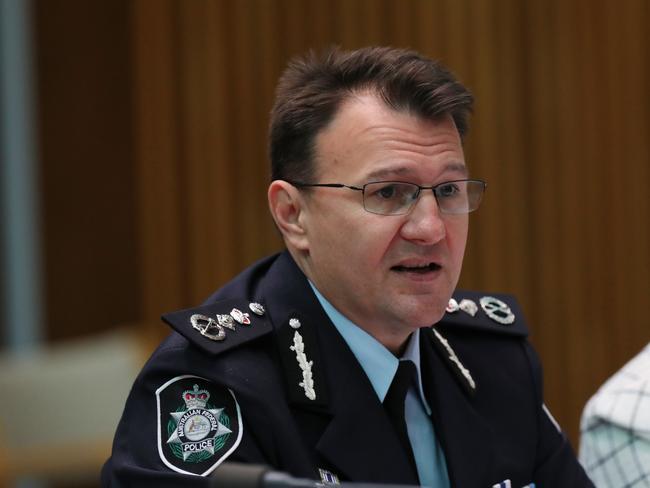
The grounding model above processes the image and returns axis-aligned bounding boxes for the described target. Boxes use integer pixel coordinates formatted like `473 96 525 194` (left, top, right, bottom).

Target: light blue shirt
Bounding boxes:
309 283 450 488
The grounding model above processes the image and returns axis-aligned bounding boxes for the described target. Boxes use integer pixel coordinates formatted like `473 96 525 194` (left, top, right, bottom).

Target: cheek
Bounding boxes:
446 218 469 258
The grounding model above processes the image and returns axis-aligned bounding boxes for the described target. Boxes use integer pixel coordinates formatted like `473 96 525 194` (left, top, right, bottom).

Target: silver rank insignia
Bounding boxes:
446 298 460 313
230 308 251 325
191 314 225 341
248 302 265 316
156 376 242 476
432 328 476 391
480 296 515 325
217 314 236 330
459 298 478 317
290 327 316 400
289 318 301 329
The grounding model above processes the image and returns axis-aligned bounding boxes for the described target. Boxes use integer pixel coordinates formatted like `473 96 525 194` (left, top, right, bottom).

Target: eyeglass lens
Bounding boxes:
362 181 484 215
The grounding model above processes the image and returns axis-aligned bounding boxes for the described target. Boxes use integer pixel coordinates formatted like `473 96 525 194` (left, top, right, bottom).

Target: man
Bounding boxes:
103 47 594 487
579 342 650 486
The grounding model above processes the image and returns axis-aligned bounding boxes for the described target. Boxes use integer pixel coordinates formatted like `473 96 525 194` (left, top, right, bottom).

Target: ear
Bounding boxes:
268 180 310 252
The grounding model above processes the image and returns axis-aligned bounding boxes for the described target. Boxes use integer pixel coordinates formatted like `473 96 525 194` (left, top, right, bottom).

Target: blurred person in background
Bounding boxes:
580 343 650 487
102 46 593 487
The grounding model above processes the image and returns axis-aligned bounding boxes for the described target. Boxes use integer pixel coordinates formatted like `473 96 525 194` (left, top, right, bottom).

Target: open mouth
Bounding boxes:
391 262 441 274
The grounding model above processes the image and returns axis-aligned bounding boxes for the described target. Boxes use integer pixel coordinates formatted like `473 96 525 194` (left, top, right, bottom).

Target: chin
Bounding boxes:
404 305 446 329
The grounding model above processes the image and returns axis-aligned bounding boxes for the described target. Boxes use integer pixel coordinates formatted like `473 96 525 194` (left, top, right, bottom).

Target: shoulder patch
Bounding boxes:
439 290 529 337
156 375 242 476
162 299 273 355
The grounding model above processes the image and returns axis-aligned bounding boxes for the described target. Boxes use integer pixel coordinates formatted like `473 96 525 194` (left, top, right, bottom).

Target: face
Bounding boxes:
296 93 469 349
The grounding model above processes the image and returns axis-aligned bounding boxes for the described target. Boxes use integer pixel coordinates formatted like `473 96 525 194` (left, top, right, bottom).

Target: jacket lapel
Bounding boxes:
313 314 419 485
420 328 494 487
260 252 419 484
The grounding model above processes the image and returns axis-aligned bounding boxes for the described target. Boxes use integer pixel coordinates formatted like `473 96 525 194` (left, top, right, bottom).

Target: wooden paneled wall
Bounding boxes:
35 0 139 342
129 0 649 446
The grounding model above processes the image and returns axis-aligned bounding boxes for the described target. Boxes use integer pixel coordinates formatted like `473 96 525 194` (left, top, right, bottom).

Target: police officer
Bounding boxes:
102 46 594 487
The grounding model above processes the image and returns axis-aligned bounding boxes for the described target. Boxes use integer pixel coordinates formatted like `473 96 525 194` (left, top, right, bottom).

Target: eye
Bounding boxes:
363 182 418 215
377 184 398 199
436 182 461 198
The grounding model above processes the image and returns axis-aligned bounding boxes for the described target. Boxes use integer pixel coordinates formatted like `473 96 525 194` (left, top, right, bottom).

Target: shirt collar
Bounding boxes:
309 281 432 414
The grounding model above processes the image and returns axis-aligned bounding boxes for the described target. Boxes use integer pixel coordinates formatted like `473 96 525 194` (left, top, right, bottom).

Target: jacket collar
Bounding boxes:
259 251 419 484
420 327 494 486
259 251 493 485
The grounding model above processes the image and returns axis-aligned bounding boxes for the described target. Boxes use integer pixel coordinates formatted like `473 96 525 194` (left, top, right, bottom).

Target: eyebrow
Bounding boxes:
365 162 468 181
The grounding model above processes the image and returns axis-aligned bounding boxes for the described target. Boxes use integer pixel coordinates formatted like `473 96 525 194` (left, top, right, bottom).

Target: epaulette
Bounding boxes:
437 290 529 337
161 299 272 355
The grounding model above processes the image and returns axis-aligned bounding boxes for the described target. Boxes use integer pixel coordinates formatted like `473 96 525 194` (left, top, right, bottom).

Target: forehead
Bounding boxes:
313 93 466 180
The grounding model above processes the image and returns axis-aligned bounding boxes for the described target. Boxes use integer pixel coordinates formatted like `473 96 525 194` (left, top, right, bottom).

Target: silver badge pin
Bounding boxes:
432 328 476 390
289 318 301 329
480 296 515 325
459 298 478 317
217 314 236 330
446 298 460 313
249 302 265 316
290 330 315 400
230 308 251 325
190 314 226 341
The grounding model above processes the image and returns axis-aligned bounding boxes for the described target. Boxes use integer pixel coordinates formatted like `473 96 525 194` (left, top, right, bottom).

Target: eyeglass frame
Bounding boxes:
286 178 487 216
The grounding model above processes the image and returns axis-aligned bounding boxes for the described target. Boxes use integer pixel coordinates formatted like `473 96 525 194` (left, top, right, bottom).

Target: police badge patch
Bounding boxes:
156 375 242 476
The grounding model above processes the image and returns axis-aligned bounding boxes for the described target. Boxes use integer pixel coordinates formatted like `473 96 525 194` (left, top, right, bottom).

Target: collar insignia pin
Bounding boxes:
230 308 251 325
459 298 478 317
480 296 515 325
191 314 226 341
446 298 460 313
289 321 315 400
216 314 236 330
432 328 476 390
289 318 301 329
248 302 265 316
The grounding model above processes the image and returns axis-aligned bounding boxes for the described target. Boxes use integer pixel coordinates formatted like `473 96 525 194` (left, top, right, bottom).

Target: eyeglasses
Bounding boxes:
288 179 487 216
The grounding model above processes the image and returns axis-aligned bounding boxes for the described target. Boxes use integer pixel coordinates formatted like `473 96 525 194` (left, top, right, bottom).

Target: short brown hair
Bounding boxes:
269 46 473 182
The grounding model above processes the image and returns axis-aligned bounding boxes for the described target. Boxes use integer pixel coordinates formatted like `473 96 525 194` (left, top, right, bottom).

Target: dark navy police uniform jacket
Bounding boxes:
102 251 594 487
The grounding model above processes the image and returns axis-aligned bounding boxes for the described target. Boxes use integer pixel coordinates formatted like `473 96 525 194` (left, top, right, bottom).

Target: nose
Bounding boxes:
399 190 446 244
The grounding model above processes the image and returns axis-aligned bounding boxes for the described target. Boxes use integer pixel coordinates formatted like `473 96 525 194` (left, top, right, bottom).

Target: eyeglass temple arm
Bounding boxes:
289 182 364 191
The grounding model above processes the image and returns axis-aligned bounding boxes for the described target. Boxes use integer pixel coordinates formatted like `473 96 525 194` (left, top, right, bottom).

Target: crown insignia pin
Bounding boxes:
182 384 210 409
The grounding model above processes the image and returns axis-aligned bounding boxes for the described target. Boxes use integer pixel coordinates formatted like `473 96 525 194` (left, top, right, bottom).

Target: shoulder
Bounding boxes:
437 290 529 338
428 289 540 397
161 299 273 357
160 252 285 357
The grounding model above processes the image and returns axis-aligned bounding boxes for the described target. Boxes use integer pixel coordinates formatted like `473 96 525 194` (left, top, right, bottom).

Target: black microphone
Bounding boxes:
210 462 421 488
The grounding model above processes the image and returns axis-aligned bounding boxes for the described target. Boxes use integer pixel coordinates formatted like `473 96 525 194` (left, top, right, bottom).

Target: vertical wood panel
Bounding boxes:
35 0 139 341
132 0 186 331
